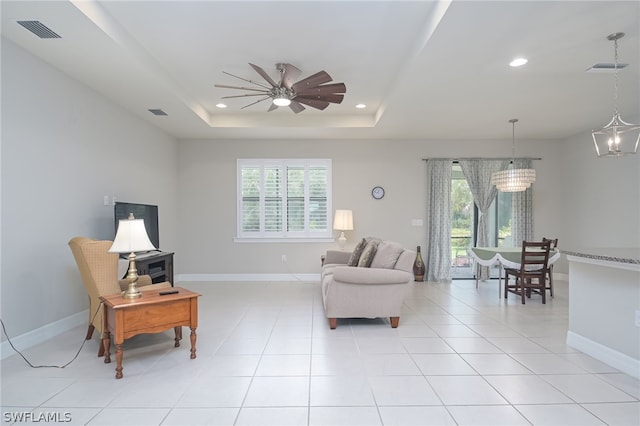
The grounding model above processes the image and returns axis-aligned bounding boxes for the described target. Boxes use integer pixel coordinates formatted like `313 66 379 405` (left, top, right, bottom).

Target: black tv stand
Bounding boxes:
134 251 174 285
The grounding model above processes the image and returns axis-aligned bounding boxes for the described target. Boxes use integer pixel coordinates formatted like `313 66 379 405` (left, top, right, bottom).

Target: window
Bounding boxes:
236 159 332 241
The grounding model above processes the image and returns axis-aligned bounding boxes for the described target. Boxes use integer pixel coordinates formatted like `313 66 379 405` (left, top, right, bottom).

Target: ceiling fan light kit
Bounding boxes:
273 94 291 107
215 63 346 113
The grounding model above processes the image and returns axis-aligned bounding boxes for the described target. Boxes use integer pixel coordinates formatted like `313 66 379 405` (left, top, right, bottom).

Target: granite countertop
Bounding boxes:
561 248 640 265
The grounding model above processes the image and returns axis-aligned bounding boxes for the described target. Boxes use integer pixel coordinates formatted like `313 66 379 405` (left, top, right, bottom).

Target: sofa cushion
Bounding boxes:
370 241 404 269
333 265 412 285
324 250 352 266
347 238 367 266
357 240 378 267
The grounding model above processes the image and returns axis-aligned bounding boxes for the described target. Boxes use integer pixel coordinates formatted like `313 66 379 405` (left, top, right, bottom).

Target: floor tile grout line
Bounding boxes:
3 280 639 425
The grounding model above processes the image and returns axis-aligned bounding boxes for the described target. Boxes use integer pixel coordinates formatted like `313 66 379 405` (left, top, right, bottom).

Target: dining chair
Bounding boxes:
504 240 552 304
542 237 558 297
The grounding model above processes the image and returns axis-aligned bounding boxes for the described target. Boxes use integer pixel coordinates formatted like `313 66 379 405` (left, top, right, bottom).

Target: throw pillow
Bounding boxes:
358 240 378 267
348 238 367 266
370 241 404 269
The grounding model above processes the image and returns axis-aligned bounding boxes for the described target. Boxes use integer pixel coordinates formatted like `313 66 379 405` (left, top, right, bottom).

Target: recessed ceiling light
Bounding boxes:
355 103 366 109
216 103 227 108
509 58 528 67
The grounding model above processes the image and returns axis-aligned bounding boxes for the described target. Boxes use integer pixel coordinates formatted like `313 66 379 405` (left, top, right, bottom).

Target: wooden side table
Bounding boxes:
100 287 200 379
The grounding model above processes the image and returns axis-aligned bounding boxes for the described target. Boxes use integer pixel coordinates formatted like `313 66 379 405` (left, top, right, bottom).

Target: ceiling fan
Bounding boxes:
215 63 346 113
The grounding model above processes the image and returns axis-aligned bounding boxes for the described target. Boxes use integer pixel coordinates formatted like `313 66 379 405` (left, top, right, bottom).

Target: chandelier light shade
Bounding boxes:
333 209 354 250
592 32 640 157
491 168 536 192
109 213 156 299
491 119 536 192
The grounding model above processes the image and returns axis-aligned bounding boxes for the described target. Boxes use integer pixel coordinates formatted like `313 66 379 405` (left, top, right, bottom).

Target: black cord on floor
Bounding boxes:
0 302 103 368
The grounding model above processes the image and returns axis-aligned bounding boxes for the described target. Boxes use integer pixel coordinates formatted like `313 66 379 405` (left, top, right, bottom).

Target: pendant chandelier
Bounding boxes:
491 119 536 192
591 32 640 157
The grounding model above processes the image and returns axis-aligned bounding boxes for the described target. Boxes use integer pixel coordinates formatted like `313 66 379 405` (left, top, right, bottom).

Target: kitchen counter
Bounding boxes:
562 248 640 270
565 248 640 378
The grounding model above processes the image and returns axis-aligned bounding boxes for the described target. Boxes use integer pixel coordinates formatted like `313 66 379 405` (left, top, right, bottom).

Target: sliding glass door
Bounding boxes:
450 164 513 279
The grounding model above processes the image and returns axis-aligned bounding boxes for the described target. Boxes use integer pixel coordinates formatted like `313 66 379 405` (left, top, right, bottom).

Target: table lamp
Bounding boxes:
109 213 156 299
333 209 354 250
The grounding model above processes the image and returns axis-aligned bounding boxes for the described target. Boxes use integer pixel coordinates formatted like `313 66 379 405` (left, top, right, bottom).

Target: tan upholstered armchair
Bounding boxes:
68 237 172 356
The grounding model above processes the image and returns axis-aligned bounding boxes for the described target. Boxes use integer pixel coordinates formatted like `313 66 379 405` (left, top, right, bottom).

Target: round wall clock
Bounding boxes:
371 186 385 200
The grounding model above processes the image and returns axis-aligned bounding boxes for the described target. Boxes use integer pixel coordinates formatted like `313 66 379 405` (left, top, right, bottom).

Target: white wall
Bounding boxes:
0 39 178 339
175 138 565 277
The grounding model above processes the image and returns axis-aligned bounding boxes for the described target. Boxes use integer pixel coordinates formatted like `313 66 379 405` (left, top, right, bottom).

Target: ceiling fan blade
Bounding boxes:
291 71 333 92
293 97 330 110
289 101 305 114
221 71 272 89
221 93 271 99
295 82 346 96
214 84 269 93
240 96 272 109
267 102 278 112
296 93 344 104
249 63 278 87
281 63 302 89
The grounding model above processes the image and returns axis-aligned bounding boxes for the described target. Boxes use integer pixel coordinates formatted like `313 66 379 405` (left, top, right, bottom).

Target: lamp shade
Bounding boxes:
333 209 354 231
109 217 156 253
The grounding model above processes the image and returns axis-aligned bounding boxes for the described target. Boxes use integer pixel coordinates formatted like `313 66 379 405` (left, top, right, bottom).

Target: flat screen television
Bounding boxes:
114 202 160 251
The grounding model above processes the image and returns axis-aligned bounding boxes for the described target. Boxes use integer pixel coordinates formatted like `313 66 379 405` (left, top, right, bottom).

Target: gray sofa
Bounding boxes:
321 239 416 329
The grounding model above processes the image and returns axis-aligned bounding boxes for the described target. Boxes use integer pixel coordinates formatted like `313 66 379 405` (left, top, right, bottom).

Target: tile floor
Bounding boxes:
1 279 639 425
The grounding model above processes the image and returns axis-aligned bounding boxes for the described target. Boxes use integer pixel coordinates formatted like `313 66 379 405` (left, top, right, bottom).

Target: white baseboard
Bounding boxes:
175 273 320 283
567 331 640 379
1 310 88 360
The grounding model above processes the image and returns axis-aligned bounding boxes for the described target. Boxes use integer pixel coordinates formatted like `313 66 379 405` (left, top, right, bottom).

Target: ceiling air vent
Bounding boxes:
148 109 168 116
17 21 61 39
585 63 629 73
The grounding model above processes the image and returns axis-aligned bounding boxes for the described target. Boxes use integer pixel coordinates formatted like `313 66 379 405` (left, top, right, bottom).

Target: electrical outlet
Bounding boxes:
635 310 640 327
103 195 109 206
281 254 287 263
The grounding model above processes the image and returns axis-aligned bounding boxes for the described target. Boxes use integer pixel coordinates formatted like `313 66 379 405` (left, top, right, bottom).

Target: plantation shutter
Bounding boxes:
237 159 332 239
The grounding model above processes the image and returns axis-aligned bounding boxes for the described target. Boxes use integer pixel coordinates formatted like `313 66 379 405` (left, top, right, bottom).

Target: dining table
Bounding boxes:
469 246 561 298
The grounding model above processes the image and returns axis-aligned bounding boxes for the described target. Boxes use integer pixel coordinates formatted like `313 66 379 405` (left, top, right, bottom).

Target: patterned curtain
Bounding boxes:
459 159 509 280
511 158 534 245
425 159 453 281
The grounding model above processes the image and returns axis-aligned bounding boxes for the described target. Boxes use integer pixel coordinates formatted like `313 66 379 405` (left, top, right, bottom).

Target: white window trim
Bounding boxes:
236 158 332 241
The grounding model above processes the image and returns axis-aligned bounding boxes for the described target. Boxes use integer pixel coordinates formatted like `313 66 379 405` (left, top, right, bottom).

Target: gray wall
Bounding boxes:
1 39 178 339
558 125 640 249
175 138 565 276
